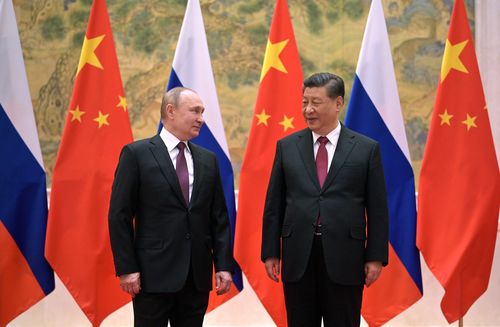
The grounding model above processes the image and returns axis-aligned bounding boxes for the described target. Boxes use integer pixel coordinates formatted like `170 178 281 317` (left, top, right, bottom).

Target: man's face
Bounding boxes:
167 90 205 141
302 86 342 135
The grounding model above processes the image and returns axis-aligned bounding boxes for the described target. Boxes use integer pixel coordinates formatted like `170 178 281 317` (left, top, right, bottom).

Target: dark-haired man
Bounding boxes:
109 87 233 326
261 73 389 327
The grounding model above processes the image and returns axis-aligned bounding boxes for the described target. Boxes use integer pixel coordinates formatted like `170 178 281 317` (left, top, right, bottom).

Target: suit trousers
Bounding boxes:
283 235 364 327
132 267 209 327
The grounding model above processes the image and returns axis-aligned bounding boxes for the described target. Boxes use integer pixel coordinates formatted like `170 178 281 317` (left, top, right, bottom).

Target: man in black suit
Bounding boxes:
108 87 233 327
261 73 389 327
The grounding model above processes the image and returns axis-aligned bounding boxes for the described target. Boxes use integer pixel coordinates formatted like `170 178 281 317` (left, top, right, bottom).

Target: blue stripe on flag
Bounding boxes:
164 69 243 291
0 104 54 294
345 77 423 291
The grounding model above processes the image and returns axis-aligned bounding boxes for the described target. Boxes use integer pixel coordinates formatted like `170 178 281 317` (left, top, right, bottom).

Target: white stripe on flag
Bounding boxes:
0 0 44 167
355 0 411 162
171 0 230 158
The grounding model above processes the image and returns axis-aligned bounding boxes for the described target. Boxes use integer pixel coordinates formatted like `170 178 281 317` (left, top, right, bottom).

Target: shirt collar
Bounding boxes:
312 122 341 143
159 127 190 153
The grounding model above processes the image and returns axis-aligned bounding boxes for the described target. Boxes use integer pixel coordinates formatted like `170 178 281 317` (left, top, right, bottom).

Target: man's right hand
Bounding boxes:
264 257 281 283
119 272 141 297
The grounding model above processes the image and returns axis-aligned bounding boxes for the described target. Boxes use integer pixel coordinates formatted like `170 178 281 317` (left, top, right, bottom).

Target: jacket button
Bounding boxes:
185 233 191 240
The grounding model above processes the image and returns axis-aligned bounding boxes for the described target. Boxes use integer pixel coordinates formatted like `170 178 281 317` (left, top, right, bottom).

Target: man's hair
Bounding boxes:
303 72 345 100
160 87 195 120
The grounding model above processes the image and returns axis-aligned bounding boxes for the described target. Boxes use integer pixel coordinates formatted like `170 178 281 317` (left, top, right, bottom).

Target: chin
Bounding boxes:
306 122 317 131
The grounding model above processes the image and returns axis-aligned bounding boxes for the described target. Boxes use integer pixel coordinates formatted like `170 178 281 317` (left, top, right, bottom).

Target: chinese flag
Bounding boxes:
45 0 133 326
234 0 304 326
417 0 500 323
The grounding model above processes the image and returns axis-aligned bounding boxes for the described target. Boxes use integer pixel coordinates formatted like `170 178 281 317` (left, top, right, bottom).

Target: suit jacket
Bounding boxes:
261 125 389 285
108 134 233 293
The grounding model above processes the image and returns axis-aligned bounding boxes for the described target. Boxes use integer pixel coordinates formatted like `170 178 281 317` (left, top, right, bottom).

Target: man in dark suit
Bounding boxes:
261 73 389 327
108 87 233 327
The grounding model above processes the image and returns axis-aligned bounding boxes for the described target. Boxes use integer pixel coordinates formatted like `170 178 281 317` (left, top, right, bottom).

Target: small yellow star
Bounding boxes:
461 114 477 131
279 115 294 132
93 111 109 128
441 39 469 82
260 38 289 82
69 106 86 122
117 95 128 111
256 109 271 126
439 109 453 126
77 35 105 76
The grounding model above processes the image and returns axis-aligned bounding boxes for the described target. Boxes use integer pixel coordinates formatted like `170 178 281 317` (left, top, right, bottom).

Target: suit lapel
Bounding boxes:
149 135 188 208
188 142 202 208
296 129 321 191
322 125 356 191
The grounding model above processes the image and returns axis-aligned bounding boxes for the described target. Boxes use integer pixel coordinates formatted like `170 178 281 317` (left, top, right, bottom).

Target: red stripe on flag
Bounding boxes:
362 243 422 326
0 221 45 325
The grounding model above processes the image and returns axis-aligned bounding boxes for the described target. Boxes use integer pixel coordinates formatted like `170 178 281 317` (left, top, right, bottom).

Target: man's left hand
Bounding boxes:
215 271 232 295
364 261 383 287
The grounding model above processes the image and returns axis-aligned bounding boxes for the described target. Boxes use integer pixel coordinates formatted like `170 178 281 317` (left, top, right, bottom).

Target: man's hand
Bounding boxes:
264 257 280 282
215 271 232 295
364 261 383 287
119 272 141 297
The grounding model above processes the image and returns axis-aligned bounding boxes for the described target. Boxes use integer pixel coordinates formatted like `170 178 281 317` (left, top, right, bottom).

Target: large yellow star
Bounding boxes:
77 35 105 76
440 39 469 82
117 95 128 111
260 38 289 82
69 105 85 122
93 111 109 128
461 113 477 131
439 109 453 126
279 115 294 132
256 109 271 126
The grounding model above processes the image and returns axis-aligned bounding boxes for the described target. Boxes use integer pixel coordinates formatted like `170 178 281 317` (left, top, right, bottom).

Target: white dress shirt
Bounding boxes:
312 122 341 172
159 127 194 200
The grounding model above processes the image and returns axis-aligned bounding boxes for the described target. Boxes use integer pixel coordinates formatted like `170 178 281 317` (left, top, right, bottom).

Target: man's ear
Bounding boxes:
166 104 175 119
336 96 344 110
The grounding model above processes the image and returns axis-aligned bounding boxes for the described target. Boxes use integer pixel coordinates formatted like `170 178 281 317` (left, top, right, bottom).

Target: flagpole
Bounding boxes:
459 318 464 327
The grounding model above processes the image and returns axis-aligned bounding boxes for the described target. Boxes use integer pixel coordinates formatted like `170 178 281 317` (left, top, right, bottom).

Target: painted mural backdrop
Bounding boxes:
13 0 474 186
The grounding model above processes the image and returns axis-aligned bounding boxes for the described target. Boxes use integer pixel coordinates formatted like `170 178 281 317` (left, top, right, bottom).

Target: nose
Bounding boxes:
303 104 314 114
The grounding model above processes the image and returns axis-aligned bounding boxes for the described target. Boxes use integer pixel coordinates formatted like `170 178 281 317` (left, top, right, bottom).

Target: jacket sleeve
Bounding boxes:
261 140 286 262
210 156 234 272
108 145 140 275
365 142 389 266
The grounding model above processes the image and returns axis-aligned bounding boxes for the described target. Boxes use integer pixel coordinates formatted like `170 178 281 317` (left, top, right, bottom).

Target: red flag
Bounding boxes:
45 0 133 325
417 0 500 323
234 0 304 325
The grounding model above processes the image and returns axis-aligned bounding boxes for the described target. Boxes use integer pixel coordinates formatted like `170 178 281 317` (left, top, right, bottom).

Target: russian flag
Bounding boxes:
344 0 423 325
160 0 242 308
0 0 54 324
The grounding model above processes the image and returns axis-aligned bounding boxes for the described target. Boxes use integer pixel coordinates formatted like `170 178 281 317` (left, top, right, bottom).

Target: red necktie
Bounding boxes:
316 136 329 188
176 142 189 204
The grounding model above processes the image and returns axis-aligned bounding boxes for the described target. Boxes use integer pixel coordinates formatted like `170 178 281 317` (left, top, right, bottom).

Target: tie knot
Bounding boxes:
318 136 329 145
177 142 186 151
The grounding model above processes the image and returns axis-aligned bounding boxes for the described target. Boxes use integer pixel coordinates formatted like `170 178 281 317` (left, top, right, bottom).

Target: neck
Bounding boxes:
164 124 187 142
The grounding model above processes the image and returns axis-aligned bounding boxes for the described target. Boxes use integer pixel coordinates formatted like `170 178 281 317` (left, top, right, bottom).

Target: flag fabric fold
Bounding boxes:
161 0 242 311
45 0 133 325
344 0 423 325
417 0 500 323
0 1 54 324
234 0 304 325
